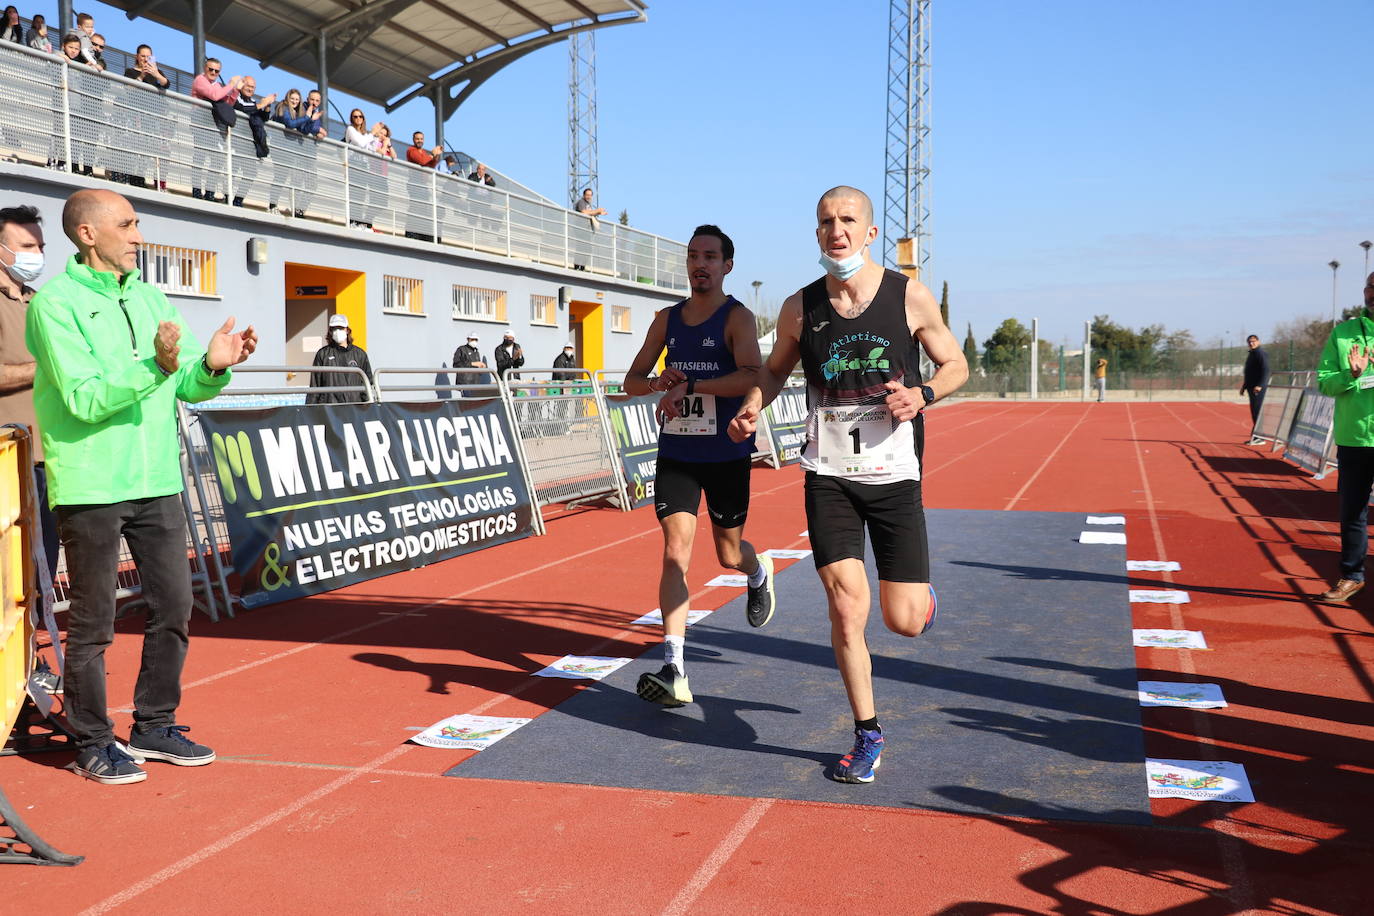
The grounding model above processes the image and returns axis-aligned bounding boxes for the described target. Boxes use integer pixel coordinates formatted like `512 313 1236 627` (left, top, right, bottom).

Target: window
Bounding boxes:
135 244 217 296
611 305 632 333
452 284 507 322
530 294 556 326
383 275 424 314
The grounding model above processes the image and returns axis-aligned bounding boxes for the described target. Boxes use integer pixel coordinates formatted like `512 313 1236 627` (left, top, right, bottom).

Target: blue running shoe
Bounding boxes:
831 726 884 784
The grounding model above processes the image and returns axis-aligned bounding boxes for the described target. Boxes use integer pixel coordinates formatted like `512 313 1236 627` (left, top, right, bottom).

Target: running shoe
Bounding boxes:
74 742 147 785
128 725 217 766
746 554 776 628
831 726 884 784
636 664 693 708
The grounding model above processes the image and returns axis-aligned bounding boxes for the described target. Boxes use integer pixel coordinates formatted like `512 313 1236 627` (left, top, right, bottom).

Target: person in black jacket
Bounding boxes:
494 331 524 377
230 76 275 207
307 314 372 404
552 343 577 380
1241 334 1270 427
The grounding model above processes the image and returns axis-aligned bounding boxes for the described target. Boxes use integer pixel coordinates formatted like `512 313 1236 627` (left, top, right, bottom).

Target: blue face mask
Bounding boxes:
818 248 866 281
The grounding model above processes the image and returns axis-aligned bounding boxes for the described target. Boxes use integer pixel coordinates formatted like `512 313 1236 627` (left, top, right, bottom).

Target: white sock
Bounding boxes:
747 560 767 587
663 634 686 677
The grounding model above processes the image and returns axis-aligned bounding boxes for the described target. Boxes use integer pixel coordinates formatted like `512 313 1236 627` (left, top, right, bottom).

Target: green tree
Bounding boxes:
618 209 630 226
983 318 1032 374
963 323 979 371
939 281 949 329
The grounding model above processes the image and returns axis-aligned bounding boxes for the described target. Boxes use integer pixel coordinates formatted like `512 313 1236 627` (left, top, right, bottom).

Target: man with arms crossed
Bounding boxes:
730 187 967 782
624 224 776 707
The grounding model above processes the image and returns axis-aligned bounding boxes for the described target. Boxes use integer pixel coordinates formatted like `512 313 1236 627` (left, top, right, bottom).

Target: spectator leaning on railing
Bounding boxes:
233 75 274 161
124 43 169 88
190 57 241 203
2 5 22 43
406 130 443 168
25 13 50 52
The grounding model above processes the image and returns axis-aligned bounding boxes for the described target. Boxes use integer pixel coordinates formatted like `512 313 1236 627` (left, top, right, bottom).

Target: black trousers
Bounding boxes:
1247 386 1266 426
1336 445 1374 582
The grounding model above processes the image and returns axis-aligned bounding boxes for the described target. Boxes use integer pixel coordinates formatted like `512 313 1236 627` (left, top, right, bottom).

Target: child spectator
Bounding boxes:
26 13 50 52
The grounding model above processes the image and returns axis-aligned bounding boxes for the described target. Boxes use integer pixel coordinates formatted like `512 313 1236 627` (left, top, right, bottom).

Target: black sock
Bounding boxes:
855 717 879 733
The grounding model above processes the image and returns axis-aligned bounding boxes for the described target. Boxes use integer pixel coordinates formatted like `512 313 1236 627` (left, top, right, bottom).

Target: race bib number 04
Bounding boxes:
663 394 717 436
816 405 897 476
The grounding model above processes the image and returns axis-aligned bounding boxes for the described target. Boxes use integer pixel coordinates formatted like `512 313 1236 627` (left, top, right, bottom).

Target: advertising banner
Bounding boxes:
605 392 662 509
1284 389 1336 477
196 399 535 607
764 385 808 467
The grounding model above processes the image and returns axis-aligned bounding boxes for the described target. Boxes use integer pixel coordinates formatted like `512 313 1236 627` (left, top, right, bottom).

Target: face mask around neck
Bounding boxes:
818 248 866 281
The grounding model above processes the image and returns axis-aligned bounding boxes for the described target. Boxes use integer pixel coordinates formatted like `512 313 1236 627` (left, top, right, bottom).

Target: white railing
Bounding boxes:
0 42 687 292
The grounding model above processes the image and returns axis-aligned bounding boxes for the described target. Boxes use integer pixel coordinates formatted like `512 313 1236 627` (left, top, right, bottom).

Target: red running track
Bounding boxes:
1 401 1369 914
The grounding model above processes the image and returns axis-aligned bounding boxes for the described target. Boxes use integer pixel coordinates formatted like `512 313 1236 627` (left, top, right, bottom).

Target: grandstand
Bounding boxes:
0 3 680 380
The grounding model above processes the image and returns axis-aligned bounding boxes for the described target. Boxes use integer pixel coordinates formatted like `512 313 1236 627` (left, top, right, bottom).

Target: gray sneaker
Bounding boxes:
636 665 693 707
128 725 217 766
746 554 776 628
74 742 147 785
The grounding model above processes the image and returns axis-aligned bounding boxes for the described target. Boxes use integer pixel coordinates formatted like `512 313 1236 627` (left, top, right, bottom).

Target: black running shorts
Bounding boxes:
803 471 930 583
654 456 751 529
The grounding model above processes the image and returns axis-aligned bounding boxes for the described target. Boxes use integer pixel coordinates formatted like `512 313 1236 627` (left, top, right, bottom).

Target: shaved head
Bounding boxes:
818 186 874 227
62 188 125 245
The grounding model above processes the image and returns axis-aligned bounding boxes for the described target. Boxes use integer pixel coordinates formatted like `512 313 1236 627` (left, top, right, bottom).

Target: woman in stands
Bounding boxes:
344 109 377 229
272 89 308 130
25 12 50 52
2 6 21 43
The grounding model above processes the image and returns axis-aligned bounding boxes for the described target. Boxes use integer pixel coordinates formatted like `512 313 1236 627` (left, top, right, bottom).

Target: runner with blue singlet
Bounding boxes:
623 224 776 707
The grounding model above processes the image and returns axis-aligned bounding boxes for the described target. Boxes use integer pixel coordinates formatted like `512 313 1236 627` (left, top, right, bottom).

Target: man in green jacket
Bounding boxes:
26 189 258 784
1315 270 1374 604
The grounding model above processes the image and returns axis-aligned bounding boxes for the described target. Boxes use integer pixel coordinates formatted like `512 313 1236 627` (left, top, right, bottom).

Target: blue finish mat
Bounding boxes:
448 509 1150 824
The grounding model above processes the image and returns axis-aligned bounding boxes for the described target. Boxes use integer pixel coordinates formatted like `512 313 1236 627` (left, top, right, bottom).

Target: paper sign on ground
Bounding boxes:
534 655 633 680
631 608 714 627
1086 515 1126 525
1080 531 1126 545
411 714 531 750
1133 629 1209 650
799 530 809 537
1138 681 1227 708
1130 589 1190 603
763 548 812 560
1127 560 1182 572
1146 759 1254 802
705 574 748 588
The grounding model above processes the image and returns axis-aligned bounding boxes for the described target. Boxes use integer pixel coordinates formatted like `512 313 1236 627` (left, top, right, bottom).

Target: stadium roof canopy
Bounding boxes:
99 0 646 113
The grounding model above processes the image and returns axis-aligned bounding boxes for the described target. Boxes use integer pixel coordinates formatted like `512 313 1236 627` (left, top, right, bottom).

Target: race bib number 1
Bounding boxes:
816 405 897 476
662 394 717 436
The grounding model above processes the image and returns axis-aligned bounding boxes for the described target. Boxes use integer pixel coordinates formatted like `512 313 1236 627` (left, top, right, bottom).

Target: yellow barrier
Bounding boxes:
0 427 32 744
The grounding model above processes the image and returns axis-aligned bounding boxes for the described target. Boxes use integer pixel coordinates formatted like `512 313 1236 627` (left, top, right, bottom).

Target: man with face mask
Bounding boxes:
307 314 373 404
494 331 524 378
0 204 60 586
729 186 968 784
552 343 577 381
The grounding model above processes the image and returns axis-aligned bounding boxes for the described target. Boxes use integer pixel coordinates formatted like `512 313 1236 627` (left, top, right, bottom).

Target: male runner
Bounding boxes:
729 187 967 782
624 224 776 707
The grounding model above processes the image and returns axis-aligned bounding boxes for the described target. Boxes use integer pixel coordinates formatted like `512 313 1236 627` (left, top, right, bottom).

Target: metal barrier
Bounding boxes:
1250 385 1305 449
0 41 687 290
504 368 625 512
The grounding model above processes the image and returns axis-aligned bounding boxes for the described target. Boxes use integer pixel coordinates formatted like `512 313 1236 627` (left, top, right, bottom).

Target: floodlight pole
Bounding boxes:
1030 317 1039 399
884 0 931 282
1330 260 1341 325
1082 321 1091 401
1361 240 1372 279
568 32 598 206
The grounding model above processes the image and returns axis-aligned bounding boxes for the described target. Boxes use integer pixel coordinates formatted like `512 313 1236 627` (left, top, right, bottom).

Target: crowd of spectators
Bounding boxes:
1 8 621 223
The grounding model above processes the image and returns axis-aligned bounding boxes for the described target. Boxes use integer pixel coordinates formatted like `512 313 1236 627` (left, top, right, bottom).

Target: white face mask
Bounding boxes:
818 248 866 282
330 328 347 346
563 350 574 358
1 243 43 284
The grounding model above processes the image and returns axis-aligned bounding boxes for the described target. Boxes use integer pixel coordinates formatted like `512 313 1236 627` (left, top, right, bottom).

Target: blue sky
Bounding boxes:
66 0 1374 349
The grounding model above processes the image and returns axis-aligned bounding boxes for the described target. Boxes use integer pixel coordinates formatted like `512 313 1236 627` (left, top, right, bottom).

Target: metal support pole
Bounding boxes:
191 0 206 74
430 170 438 241
432 84 444 150
1058 344 1064 391
58 0 72 36
1082 321 1090 401
1030 317 1039 399
316 31 328 121
60 59 71 170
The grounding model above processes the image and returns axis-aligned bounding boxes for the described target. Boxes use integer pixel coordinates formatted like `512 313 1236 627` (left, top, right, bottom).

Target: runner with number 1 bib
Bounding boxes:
624 224 776 708
729 187 968 783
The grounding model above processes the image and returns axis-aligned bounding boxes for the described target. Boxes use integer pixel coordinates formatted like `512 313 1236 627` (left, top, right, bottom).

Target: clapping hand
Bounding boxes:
205 317 258 371
1350 344 1370 379
154 321 181 374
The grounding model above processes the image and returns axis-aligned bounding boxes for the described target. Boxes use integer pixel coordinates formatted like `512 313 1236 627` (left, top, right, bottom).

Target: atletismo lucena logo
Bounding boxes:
822 332 892 381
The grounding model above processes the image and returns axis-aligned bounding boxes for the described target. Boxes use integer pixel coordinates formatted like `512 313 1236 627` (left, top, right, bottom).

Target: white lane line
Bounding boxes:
661 797 774 916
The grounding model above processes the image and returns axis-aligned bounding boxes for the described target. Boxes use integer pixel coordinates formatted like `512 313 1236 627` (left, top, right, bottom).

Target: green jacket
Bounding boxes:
1317 313 1374 447
25 256 231 507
